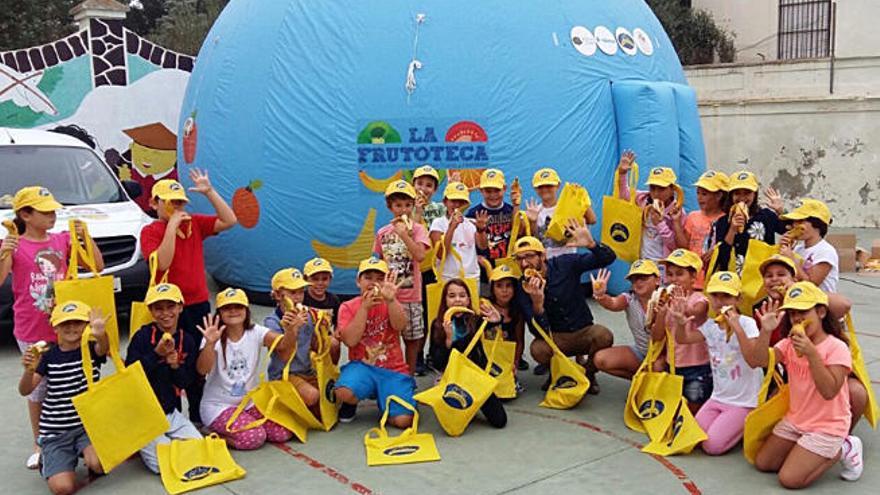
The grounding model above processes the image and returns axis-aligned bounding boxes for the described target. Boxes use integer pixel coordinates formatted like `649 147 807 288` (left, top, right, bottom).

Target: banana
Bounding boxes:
510 177 522 207
283 296 309 314
673 184 685 210
160 332 174 343
730 202 749 233
358 169 404 193
311 208 377 269
1 219 17 261
714 305 735 341
27 341 49 371
645 285 676 328
478 257 493 277
443 306 474 324
786 223 805 241
524 268 544 282
397 214 413 230
372 286 380 298
790 320 811 357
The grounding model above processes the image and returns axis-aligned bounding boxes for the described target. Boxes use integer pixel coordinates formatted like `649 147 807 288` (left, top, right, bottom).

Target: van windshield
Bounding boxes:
0 146 126 209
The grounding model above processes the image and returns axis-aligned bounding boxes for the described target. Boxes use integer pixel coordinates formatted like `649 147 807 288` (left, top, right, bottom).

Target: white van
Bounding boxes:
0 127 153 338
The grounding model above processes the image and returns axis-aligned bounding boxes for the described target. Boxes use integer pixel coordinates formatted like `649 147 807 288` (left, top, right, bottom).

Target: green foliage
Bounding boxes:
0 0 78 51
647 0 736 65
124 0 168 36
148 0 228 55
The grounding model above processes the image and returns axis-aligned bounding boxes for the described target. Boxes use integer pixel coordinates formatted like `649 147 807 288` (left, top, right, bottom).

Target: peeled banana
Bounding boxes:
160 332 174 343
645 284 676 328
397 214 413 230
730 202 750 233
524 268 544 282
786 223 805 241
790 320 811 357
443 306 474 324
27 341 48 371
714 305 735 341
1 219 17 261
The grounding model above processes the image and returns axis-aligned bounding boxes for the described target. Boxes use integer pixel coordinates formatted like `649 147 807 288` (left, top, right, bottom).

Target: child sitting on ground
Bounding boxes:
486 265 526 392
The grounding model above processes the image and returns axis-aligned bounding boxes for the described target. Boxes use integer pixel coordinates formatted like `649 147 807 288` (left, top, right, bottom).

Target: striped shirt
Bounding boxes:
35 344 105 438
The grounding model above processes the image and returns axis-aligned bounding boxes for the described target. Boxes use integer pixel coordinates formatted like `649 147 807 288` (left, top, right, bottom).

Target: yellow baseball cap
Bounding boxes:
303 257 333 278
13 186 62 212
357 257 389 276
384 179 417 199
490 264 520 282
626 259 660 279
152 179 189 202
271 268 310 291
728 171 759 192
412 165 440 183
479 168 505 189
781 198 832 225
663 248 703 272
646 167 677 187
759 254 798 276
532 168 561 188
511 236 546 256
693 170 729 192
781 281 828 310
216 287 249 308
50 300 91 326
706 271 742 296
144 283 184 306
443 181 470 203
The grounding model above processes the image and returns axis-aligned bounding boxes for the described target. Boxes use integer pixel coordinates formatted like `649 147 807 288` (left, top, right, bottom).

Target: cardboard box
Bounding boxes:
838 249 856 273
826 234 857 250
873 239 880 260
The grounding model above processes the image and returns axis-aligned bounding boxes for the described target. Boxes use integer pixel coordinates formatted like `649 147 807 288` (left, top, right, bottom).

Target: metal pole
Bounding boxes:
830 0 836 94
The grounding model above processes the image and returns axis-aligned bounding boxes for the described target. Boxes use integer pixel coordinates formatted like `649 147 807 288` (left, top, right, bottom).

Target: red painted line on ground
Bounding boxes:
509 408 701 495
271 442 376 495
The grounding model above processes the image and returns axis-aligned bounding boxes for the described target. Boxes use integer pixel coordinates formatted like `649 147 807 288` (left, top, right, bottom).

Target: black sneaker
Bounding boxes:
533 363 549 376
517 358 530 371
338 403 357 423
541 376 551 391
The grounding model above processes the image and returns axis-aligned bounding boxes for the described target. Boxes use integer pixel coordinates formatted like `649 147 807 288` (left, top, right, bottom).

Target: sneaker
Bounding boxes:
840 435 863 481
533 363 549 376
414 354 428 377
26 452 40 470
517 359 530 371
515 378 526 394
338 403 357 423
541 376 551 391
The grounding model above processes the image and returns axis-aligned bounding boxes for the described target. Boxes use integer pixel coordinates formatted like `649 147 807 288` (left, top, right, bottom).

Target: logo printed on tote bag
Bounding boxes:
638 399 665 419
489 362 504 377
181 465 221 482
610 222 630 242
383 445 421 456
442 384 474 409
667 413 685 447
324 379 337 403
552 376 578 390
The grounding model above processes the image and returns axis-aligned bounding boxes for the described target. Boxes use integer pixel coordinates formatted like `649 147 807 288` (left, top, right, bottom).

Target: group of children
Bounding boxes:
0 153 870 492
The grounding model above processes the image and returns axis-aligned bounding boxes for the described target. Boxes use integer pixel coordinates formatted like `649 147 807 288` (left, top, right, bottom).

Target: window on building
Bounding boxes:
778 0 832 60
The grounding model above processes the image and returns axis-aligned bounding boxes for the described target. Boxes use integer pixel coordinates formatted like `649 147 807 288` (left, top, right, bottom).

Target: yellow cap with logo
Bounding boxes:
412 165 440 183
50 300 91 326
728 171 759 192
216 288 249 308
781 281 828 310
479 168 505 189
384 179 417 199
646 167 678 187
13 186 63 212
693 170 729 192
303 257 333 278
145 283 184 306
152 179 189 202
358 257 389 276
626 259 660 279
706 271 742 296
443 181 470 204
271 268 310 291
490 264 520 282
532 168 561 188
759 254 798 276
663 248 703 272
511 236 546 256
781 198 832 225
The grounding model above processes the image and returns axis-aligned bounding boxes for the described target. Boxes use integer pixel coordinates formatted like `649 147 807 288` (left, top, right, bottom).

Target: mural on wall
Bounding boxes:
0 17 193 213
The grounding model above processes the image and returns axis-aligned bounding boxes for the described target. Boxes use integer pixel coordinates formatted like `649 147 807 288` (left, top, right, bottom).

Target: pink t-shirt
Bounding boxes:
373 223 430 303
338 297 408 374
775 336 851 437
6 232 71 343
684 211 724 288
665 291 710 368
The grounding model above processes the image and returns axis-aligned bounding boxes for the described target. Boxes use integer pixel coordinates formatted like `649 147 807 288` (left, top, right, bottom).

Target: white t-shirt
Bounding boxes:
200 324 272 425
698 315 764 408
536 204 576 259
430 216 480 280
795 239 839 294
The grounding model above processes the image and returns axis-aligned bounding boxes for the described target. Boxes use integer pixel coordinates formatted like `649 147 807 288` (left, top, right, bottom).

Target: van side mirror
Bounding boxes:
122 180 142 199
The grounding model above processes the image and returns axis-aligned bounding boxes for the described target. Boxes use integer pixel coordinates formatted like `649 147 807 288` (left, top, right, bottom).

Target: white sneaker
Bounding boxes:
840 435 863 481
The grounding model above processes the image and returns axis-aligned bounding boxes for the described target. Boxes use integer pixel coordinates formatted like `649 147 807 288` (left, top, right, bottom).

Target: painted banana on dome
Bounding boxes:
359 169 404 193
311 208 377 269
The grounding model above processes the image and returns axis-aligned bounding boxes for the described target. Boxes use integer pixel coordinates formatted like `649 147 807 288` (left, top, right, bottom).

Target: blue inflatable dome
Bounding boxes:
179 0 707 295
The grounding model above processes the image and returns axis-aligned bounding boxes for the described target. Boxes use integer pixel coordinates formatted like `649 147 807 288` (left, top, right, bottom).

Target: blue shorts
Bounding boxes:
335 361 416 418
628 345 647 363
676 364 713 404
38 426 91 479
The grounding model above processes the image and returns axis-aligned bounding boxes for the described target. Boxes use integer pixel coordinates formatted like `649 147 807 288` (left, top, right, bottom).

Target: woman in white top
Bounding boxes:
196 288 304 450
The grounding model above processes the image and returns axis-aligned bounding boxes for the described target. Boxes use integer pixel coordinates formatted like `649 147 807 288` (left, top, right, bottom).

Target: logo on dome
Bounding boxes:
616 28 637 56
570 26 597 57
594 26 617 55
357 121 402 145
633 28 654 56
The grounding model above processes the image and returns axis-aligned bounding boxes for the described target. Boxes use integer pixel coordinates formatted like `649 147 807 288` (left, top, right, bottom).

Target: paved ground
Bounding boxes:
1 269 878 494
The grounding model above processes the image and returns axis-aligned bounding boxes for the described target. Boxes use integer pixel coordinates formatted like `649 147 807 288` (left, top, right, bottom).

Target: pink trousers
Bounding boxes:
210 406 293 450
695 398 753 455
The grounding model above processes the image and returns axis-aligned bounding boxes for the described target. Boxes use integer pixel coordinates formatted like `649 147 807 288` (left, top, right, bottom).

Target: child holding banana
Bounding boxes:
779 199 839 293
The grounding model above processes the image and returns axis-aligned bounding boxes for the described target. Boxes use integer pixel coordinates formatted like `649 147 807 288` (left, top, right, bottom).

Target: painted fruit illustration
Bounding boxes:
232 180 262 229
183 111 198 164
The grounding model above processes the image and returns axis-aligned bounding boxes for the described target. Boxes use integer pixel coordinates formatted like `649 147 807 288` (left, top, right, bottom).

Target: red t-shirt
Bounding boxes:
338 297 408 374
140 214 217 305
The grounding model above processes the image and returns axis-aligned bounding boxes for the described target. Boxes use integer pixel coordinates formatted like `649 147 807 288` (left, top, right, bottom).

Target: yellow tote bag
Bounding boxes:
624 333 684 441
414 321 499 436
157 434 246 494
55 220 119 340
743 349 790 464
426 238 480 325
129 251 168 338
546 183 592 242
312 311 341 431
72 326 169 472
601 162 642 262
531 319 590 409
845 313 878 428
364 396 441 466
482 326 517 399
641 397 707 456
